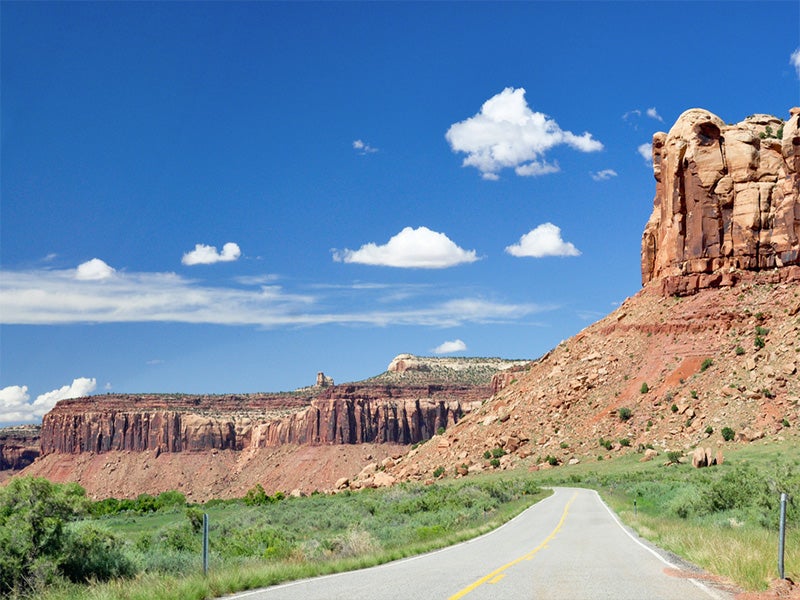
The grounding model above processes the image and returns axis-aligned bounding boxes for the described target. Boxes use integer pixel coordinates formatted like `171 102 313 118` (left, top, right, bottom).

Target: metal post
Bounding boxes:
778 493 787 580
203 513 209 576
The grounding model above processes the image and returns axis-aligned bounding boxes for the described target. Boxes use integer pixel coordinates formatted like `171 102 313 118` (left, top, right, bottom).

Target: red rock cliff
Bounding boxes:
642 108 800 295
0 425 40 470
39 385 486 456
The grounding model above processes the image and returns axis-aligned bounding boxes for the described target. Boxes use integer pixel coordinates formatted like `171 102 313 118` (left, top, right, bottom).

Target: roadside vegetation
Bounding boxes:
530 441 800 591
0 475 545 600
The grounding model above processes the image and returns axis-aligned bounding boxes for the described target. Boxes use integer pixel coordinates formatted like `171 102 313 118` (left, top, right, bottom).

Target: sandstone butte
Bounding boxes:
4 107 800 500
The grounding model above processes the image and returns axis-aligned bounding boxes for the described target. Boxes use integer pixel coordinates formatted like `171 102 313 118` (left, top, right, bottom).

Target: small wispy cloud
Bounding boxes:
353 139 378 154
591 169 618 181
445 87 602 180
637 143 653 164
333 226 479 269
0 377 97 424
433 339 467 354
505 223 580 258
646 107 664 122
792 48 800 78
182 242 241 266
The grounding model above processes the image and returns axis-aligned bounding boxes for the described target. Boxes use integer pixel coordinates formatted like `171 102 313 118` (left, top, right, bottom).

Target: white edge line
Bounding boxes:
591 489 729 600
223 490 561 599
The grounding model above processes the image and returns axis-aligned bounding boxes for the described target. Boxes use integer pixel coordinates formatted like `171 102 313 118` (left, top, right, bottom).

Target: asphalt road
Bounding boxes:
224 487 732 600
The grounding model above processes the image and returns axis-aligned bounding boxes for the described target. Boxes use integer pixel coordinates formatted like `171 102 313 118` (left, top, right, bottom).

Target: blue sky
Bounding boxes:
2 1 799 424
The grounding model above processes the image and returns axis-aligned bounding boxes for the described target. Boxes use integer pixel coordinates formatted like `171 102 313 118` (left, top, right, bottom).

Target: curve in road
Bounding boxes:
224 487 733 600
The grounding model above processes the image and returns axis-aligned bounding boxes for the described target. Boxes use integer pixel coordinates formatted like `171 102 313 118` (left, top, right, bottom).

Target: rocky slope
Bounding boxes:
379 108 800 484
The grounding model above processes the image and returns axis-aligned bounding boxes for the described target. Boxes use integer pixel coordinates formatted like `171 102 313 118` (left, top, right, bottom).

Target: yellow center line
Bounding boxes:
448 492 577 600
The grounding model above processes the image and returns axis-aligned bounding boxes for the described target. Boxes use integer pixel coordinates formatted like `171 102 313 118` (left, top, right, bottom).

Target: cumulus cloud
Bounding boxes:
0 378 96 424
591 169 618 181
353 139 378 154
433 339 467 354
646 107 664 122
638 143 653 164
182 242 241 266
792 49 800 78
445 87 602 180
75 258 116 280
505 223 581 258
0 265 546 328
332 226 479 268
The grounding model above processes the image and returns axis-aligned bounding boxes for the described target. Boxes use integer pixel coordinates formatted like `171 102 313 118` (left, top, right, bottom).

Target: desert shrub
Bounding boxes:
721 427 735 441
560 441 569 449
155 490 186 510
483 450 491 459
545 455 558 466
619 438 631 447
705 426 714 435
754 325 770 336
754 336 765 349
436 426 446 435
491 447 506 458
690 390 698 399
433 466 445 478
640 382 649 394
598 438 613 451
666 450 682 463
782 418 791 428
735 345 745 356
700 358 713 371
671 404 679 413
59 523 137 583
618 407 632 421
489 458 500 468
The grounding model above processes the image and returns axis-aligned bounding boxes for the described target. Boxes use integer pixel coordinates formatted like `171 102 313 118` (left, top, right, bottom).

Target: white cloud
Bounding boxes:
445 87 602 180
791 49 800 78
353 139 378 154
638 143 653 164
333 226 479 268
75 258 116 280
433 339 467 354
0 378 96 424
622 109 642 122
591 169 618 181
505 223 581 258
646 107 664 122
0 265 546 328
182 242 241 266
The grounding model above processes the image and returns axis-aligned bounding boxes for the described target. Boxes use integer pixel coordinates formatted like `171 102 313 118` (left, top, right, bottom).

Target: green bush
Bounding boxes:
666 450 682 463
754 336 765 349
0 477 88 594
436 426 446 435
700 358 713 371
433 466 445 478
483 450 491 460
640 382 649 394
735 345 745 356
618 407 632 421
619 438 631 447
59 524 136 583
489 458 501 468
491 447 506 458
705 426 714 435
721 427 735 441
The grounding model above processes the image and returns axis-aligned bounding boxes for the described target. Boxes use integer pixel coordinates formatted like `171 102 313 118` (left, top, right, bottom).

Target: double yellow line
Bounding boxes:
448 492 577 600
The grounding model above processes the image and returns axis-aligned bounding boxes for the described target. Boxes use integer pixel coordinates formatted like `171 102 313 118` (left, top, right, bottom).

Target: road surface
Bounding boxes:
224 487 732 600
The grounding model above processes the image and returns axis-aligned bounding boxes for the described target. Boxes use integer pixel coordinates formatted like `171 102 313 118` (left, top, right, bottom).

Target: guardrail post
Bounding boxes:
203 513 209 576
778 493 787 580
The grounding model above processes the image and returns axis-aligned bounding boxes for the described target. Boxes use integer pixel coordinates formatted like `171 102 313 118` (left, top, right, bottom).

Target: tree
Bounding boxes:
0 477 87 593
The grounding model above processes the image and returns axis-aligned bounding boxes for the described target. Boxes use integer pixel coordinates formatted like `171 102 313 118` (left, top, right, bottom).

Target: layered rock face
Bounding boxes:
39 385 486 456
0 425 40 470
642 108 800 295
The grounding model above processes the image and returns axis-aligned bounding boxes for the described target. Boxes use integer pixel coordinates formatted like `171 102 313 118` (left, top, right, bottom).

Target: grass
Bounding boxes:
26 476 549 600
529 440 800 591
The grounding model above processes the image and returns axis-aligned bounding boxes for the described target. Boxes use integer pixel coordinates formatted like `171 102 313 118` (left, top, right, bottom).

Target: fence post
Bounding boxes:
203 513 209 576
778 493 787 580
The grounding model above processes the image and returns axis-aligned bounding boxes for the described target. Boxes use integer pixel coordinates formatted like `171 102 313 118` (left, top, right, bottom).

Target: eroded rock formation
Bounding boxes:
39 384 487 456
0 425 40 470
642 108 800 295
